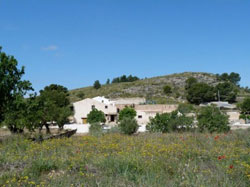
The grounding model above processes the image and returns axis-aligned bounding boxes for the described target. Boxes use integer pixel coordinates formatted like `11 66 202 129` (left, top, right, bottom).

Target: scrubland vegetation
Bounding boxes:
0 130 250 186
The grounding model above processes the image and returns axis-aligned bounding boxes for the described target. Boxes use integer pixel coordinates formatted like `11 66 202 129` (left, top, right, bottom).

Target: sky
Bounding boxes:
0 0 250 92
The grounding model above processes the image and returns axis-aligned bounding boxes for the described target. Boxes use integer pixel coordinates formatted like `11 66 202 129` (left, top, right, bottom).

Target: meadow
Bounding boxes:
0 130 250 187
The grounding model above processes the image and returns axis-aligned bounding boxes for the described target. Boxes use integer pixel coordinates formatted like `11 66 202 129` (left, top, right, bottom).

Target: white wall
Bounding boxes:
73 98 117 124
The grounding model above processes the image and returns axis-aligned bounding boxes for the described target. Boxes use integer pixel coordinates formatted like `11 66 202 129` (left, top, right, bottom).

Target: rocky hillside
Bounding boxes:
69 72 221 104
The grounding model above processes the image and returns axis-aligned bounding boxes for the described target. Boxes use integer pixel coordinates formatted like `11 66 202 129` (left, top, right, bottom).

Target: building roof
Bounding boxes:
93 96 115 105
200 101 236 109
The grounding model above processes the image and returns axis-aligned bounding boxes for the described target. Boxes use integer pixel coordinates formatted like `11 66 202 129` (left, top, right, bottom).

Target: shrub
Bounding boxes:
108 126 121 134
238 97 250 115
87 109 106 124
177 103 195 114
119 107 136 121
89 122 103 136
197 106 230 133
163 85 172 95
146 113 171 133
119 117 139 135
146 111 194 133
168 111 194 132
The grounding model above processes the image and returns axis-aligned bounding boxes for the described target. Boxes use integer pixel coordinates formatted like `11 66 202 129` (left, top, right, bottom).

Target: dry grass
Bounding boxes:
0 129 249 186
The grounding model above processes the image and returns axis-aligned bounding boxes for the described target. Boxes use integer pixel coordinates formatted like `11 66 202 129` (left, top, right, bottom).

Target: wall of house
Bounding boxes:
136 111 158 124
226 111 242 124
113 97 146 105
73 98 117 124
135 105 178 125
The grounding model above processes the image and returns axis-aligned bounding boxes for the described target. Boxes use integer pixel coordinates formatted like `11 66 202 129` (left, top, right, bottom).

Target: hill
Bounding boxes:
69 72 224 104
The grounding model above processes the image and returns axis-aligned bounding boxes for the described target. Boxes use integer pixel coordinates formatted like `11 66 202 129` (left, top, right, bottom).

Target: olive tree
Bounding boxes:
0 46 32 133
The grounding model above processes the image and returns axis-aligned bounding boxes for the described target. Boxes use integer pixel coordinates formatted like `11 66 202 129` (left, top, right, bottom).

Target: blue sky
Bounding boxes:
0 0 250 92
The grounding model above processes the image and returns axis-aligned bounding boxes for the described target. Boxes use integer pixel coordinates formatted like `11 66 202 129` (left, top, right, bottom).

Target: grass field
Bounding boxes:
0 130 250 186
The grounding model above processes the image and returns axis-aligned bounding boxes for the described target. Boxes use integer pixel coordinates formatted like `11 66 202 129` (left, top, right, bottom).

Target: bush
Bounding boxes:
163 85 172 95
168 111 194 132
119 107 136 121
197 106 230 133
87 109 106 124
146 113 171 133
89 122 103 136
238 97 250 122
119 117 139 135
146 111 194 133
177 103 195 114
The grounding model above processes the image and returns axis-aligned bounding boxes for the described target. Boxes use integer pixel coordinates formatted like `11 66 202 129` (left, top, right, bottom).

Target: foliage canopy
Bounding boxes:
197 106 230 133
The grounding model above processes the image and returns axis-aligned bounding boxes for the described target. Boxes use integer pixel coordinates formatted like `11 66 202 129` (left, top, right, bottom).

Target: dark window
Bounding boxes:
105 105 108 109
91 105 95 109
117 108 120 113
138 115 142 119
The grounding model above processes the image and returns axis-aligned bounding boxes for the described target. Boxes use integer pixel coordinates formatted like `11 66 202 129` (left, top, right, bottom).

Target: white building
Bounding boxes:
134 105 178 124
73 98 117 124
93 96 116 106
73 96 177 125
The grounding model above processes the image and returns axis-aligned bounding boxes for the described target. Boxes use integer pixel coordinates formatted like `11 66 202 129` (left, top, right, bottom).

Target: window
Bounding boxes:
117 109 120 113
91 105 95 110
105 105 108 109
138 115 142 119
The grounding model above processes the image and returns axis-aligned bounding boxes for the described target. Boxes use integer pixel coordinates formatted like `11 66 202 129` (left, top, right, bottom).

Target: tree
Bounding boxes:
111 75 139 84
147 113 171 133
163 85 172 95
119 117 139 135
186 83 215 105
219 73 229 82
120 75 127 82
238 97 250 121
229 72 241 86
197 106 230 133
87 109 106 124
93 80 101 89
119 107 136 121
215 82 238 103
37 84 72 133
185 77 198 90
146 111 194 133
0 46 32 132
217 72 241 86
2 95 27 133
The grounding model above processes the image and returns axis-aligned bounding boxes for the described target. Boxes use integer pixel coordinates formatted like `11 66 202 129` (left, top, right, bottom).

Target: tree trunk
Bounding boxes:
9 126 24 134
45 123 51 134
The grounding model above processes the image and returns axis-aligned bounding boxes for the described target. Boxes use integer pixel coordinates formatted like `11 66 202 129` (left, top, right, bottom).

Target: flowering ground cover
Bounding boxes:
0 130 249 186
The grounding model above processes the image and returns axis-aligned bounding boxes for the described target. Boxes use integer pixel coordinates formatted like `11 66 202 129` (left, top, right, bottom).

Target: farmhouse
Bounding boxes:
73 97 117 124
73 96 179 125
135 105 178 124
73 96 244 126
